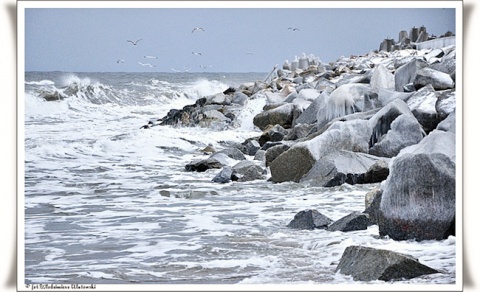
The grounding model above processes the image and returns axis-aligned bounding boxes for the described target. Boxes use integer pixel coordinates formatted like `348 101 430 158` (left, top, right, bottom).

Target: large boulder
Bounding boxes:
301 151 386 187
287 209 333 230
406 84 442 133
413 67 455 90
253 103 295 130
436 111 456 133
369 114 425 158
379 153 456 241
394 58 428 92
370 64 395 93
377 89 414 106
294 92 328 125
265 144 291 167
435 90 456 119
368 98 423 148
270 119 372 183
397 129 456 163
335 246 439 281
323 84 371 122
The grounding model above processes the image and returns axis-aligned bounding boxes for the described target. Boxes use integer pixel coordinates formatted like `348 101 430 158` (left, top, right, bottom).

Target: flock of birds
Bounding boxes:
116 26 300 72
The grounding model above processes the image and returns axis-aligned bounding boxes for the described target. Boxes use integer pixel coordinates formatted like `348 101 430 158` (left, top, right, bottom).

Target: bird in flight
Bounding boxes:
117 59 125 63
246 52 254 56
144 55 158 59
127 39 142 45
288 27 300 31
192 52 202 56
138 62 156 68
199 65 213 69
192 27 204 33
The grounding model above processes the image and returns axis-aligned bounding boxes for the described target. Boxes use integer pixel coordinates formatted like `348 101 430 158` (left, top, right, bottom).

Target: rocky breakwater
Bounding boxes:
142 44 457 281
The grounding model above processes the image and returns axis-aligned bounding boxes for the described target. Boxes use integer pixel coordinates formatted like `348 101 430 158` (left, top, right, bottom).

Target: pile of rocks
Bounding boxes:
142 42 457 282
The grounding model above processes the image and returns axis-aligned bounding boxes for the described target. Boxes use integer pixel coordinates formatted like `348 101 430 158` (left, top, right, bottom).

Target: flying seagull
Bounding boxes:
192 27 204 33
127 39 142 45
199 65 213 69
192 52 202 56
144 55 158 59
246 52 254 56
171 68 181 72
117 59 125 63
138 62 156 68
288 27 300 31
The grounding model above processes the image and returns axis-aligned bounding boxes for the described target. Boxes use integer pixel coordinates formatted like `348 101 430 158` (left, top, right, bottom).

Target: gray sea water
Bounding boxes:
22 71 457 287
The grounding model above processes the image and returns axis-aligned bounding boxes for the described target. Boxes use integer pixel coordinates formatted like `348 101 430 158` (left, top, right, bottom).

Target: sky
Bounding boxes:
22 2 457 73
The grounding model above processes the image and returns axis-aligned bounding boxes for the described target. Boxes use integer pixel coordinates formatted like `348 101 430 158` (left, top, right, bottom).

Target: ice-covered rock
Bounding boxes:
413 67 455 90
379 152 456 241
369 114 425 158
394 58 428 92
370 64 395 93
407 84 442 133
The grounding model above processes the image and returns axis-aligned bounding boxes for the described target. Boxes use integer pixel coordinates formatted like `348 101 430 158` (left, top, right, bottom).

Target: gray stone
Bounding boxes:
369 114 425 158
258 124 288 146
370 64 395 93
335 246 438 281
397 129 456 163
324 83 371 121
363 159 390 183
368 99 420 148
327 212 369 232
301 151 384 187
216 148 246 161
253 103 295 130
231 91 249 105
407 84 442 133
377 89 414 106
231 161 265 182
287 209 333 230
253 149 266 164
285 123 316 141
244 139 260 156
394 58 428 92
212 166 233 183
435 90 456 119
413 68 455 90
269 146 316 183
436 111 455 133
294 92 328 126
265 144 291 167
185 156 226 172
363 188 383 225
379 153 456 241
206 92 231 105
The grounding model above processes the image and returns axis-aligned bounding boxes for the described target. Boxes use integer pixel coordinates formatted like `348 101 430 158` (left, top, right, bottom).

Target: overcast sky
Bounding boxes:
22 3 456 73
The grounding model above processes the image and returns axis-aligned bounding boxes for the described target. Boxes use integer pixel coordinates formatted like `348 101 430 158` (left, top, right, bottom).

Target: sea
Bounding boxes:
22 71 457 287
